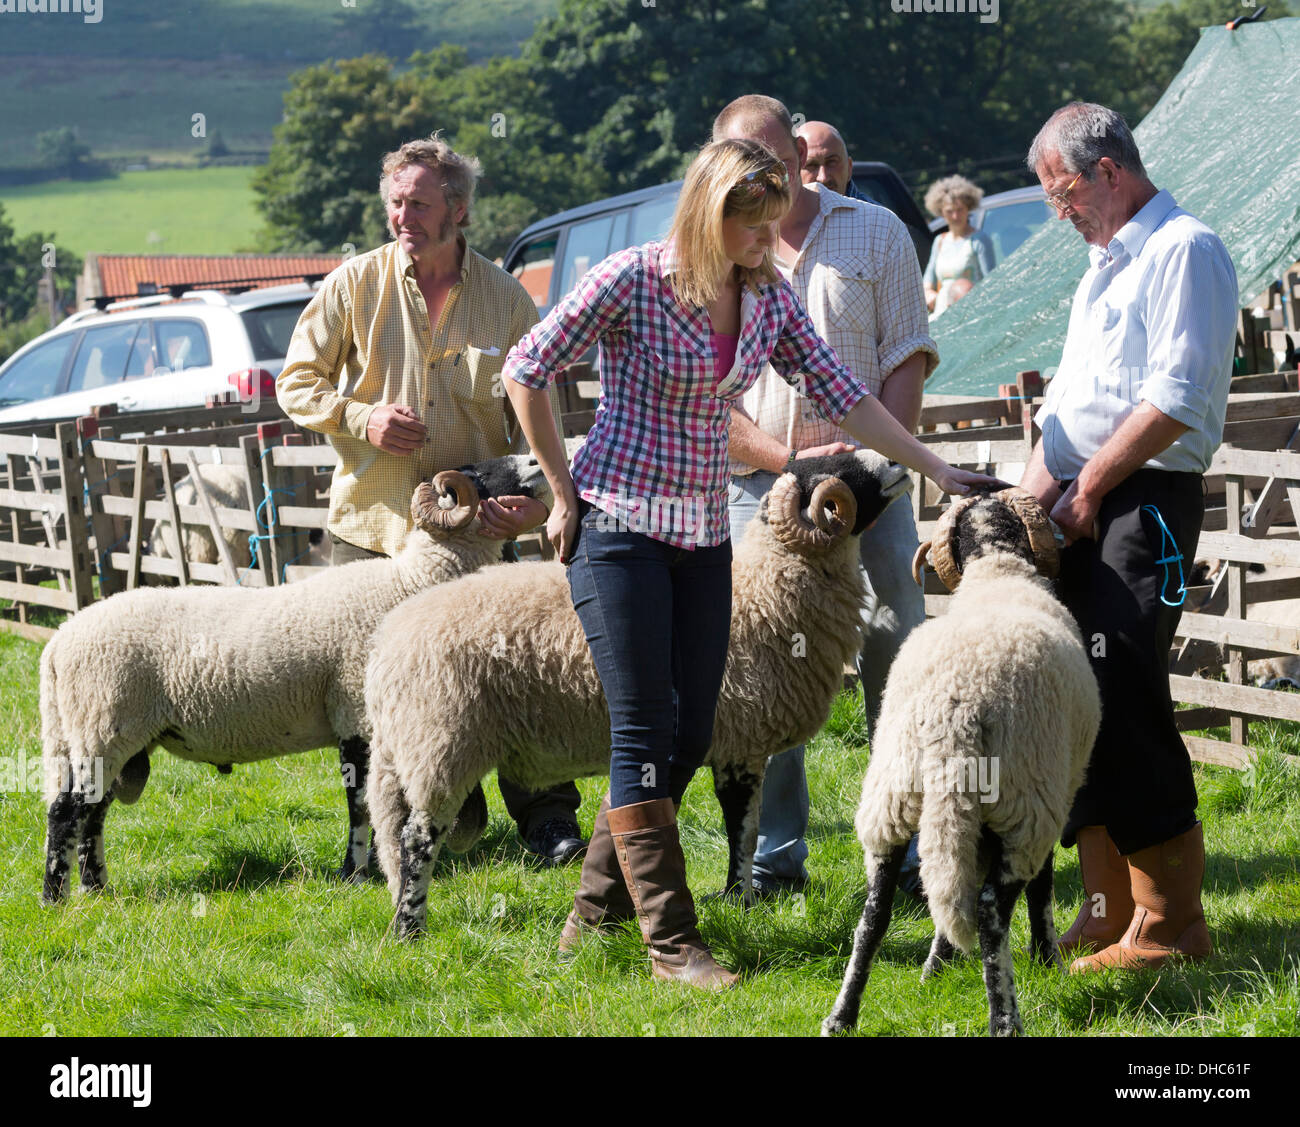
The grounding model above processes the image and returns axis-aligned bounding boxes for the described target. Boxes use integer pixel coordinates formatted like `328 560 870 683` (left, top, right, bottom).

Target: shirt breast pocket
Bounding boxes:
459 343 507 403
1096 304 1133 394
823 257 879 334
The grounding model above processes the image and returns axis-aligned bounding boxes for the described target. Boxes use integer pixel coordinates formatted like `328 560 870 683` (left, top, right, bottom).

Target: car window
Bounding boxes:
66 321 143 393
510 233 559 311
977 199 1053 262
627 193 677 246
239 300 311 361
0 333 76 407
560 214 615 296
153 319 212 371
125 322 157 380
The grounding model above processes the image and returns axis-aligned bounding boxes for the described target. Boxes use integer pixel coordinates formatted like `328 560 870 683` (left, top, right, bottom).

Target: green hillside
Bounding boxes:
0 168 261 258
0 0 555 163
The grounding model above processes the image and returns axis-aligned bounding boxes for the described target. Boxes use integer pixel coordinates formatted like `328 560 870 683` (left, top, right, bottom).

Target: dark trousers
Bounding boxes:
330 533 581 835
1056 470 1204 855
566 505 733 809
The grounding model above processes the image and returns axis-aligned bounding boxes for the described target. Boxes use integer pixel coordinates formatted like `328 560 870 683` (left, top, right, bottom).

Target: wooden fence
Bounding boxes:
5 305 1300 771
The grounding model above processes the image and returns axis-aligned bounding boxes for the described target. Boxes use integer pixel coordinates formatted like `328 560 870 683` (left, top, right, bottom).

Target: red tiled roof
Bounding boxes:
92 254 345 298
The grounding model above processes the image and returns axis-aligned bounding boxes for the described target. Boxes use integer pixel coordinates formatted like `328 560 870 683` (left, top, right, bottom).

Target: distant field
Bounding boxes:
0 168 262 257
0 0 556 163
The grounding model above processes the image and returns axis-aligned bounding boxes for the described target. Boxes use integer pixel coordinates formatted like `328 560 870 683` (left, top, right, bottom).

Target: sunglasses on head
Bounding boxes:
732 160 790 199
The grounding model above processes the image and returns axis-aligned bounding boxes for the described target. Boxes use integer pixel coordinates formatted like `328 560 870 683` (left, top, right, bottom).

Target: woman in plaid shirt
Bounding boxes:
505 139 996 989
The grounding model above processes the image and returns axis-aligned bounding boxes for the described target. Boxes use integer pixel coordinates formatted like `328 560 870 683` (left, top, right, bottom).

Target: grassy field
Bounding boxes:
0 0 556 163
0 629 1297 1038
0 167 262 258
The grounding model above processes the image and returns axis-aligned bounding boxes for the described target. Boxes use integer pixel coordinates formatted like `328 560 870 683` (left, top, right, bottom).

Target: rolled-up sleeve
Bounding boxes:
1139 237 1237 430
769 285 870 424
505 250 635 390
276 274 374 441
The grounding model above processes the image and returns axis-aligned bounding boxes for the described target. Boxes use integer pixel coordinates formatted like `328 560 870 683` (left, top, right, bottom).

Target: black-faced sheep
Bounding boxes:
40 455 550 904
362 450 912 939
822 488 1100 1037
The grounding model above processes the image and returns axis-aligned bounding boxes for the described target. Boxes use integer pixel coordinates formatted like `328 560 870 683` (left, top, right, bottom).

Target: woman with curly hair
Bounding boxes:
923 174 996 315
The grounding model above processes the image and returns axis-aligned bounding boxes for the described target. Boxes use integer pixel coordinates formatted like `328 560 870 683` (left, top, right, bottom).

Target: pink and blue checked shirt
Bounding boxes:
505 241 870 549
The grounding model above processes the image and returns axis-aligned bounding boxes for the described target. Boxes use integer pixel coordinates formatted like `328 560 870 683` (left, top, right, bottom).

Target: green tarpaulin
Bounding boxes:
929 18 1300 396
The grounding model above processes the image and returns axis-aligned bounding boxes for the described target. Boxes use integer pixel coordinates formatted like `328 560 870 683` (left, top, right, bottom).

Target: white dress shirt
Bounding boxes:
1036 189 1238 480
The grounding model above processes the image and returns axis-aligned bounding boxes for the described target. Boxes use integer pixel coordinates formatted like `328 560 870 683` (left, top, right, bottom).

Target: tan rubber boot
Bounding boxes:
1058 825 1134 958
1070 822 1212 973
606 797 739 990
558 795 635 955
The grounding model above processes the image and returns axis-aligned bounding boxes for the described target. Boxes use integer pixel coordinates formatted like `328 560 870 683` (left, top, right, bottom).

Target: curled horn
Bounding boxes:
927 492 981 592
912 540 932 588
411 470 479 534
767 473 855 555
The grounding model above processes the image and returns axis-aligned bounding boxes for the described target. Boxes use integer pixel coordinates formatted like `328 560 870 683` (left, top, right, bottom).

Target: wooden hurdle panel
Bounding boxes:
1172 445 1300 768
0 423 96 639
80 419 270 590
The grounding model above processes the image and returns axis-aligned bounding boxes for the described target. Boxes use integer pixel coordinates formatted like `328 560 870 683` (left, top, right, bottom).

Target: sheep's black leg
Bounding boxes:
1026 850 1059 967
43 791 88 904
821 842 908 1036
394 810 443 941
338 737 371 882
921 931 957 981
977 830 1027 1038
713 766 761 901
77 786 117 892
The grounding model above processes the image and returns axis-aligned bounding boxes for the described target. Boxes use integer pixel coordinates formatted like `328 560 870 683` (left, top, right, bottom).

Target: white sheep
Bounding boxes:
146 462 255 570
822 488 1100 1037
362 450 913 939
40 455 550 904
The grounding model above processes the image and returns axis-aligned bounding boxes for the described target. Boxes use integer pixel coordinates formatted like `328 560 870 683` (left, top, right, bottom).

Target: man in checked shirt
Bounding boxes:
277 134 587 869
714 96 938 897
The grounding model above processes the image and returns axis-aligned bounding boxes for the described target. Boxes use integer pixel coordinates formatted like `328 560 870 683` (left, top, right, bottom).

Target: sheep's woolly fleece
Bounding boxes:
854 553 1100 953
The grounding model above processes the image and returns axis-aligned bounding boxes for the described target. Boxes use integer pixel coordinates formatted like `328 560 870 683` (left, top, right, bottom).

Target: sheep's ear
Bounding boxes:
411 470 479 535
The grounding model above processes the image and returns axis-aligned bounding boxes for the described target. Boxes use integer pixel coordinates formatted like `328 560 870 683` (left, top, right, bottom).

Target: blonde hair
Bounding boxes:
666 138 790 309
924 174 984 218
379 131 482 229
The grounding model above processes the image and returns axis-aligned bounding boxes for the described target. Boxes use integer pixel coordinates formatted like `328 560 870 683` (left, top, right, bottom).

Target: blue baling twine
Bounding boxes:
1142 503 1186 607
238 484 297 586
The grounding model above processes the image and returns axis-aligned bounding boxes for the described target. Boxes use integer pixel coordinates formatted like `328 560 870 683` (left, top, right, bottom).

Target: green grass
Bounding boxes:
0 167 262 257
1 634 1297 1036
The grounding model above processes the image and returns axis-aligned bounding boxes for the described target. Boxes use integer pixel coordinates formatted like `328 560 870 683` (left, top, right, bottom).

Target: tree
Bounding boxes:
0 204 83 360
251 55 436 252
35 127 93 177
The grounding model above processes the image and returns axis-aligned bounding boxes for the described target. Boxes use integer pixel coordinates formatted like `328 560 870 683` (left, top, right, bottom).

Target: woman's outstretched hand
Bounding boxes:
933 465 1008 496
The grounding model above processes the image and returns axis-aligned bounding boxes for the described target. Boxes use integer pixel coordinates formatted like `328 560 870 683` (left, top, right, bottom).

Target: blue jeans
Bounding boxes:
728 472 926 884
567 504 733 809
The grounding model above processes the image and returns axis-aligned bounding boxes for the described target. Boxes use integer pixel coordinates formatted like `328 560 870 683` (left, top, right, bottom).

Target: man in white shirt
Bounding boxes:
1021 102 1237 972
713 95 938 895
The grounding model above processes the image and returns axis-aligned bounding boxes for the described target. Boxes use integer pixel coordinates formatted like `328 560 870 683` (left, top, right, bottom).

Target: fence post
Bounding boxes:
55 421 94 610
240 431 274 587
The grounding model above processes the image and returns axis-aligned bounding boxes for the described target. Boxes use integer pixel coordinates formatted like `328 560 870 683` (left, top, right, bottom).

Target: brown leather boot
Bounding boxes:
558 795 636 955
1058 825 1134 958
1070 822 1212 973
606 797 739 990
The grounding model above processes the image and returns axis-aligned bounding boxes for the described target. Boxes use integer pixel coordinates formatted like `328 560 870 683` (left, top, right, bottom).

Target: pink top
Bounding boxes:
711 330 738 387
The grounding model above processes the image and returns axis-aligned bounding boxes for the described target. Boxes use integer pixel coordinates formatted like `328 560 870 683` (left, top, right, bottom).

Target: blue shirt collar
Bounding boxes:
1090 188 1177 268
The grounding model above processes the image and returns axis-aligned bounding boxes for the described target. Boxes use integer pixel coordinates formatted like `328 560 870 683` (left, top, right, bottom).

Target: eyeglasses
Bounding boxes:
732 161 790 199
1045 168 1088 214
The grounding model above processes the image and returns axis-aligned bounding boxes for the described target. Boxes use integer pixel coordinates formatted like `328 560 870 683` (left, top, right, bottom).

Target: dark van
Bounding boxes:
502 161 932 318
